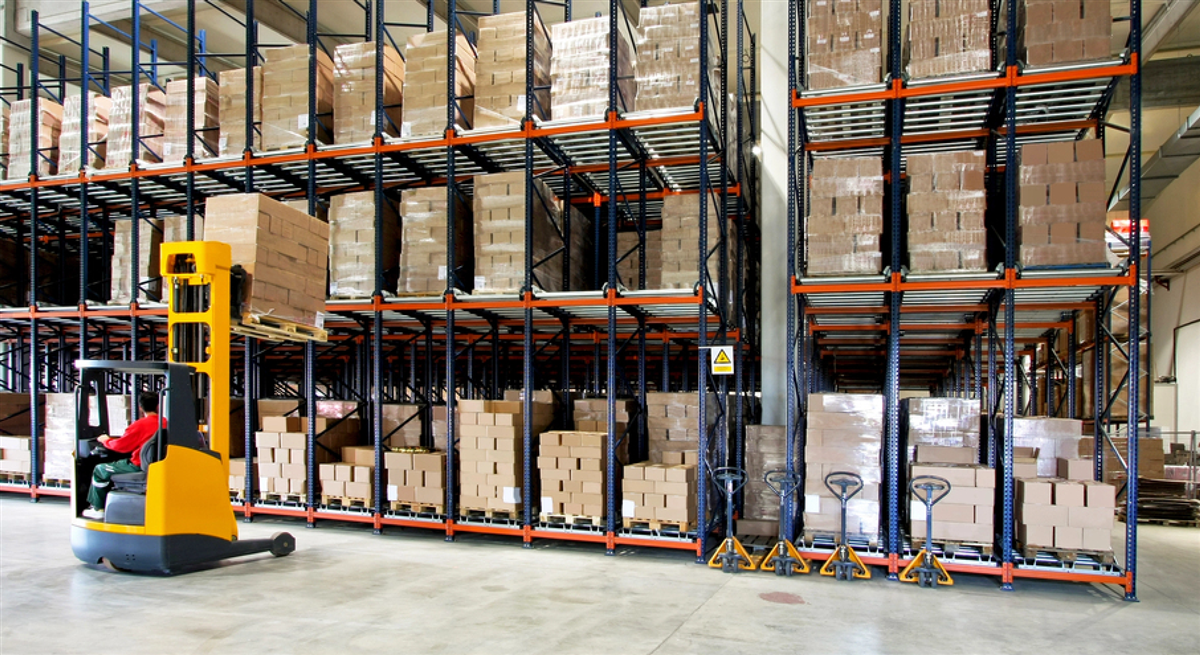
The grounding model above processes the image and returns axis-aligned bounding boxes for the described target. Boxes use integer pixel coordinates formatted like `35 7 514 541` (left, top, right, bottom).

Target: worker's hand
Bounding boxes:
97 435 110 446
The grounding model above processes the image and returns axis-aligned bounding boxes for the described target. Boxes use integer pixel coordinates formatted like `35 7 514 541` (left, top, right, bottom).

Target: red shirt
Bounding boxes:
104 413 164 467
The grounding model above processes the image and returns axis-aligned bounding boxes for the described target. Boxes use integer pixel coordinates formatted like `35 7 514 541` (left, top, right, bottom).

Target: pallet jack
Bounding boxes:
818 470 871 580
71 242 295 573
759 470 810 576
900 475 954 587
707 467 758 572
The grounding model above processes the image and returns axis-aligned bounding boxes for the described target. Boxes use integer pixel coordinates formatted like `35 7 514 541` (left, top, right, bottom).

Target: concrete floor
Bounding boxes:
1 496 1197 654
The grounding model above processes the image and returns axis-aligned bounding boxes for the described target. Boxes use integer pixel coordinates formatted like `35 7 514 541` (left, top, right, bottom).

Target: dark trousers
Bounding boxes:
87 459 140 510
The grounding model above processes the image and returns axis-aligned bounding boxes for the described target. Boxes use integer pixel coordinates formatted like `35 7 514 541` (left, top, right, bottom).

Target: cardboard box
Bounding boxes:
163 77 219 162
402 30 475 137
261 45 334 149
58 92 112 171
219 66 263 155
7 99 63 180
105 84 165 168
333 41 405 143
1057 457 1093 480
474 12 551 128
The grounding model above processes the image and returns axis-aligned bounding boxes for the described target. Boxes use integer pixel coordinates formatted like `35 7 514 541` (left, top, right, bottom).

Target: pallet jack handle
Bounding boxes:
760 469 810 576
900 475 954 587
819 471 870 580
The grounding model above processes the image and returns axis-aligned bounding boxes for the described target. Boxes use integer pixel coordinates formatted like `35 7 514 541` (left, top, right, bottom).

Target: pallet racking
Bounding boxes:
0 0 758 559
787 0 1148 597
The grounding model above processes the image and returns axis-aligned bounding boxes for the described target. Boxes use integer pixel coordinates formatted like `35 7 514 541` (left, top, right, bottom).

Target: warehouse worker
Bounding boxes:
82 392 164 520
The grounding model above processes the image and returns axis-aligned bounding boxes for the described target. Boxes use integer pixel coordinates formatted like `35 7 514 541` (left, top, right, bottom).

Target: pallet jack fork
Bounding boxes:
900 475 955 587
759 470 810 576
818 471 871 580
707 467 758 572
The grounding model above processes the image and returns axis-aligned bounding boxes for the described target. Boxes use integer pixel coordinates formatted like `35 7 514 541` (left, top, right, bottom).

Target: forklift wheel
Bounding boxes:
270 532 296 557
100 558 131 573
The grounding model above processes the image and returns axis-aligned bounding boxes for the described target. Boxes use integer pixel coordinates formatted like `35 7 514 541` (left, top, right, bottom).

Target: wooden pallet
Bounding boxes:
390 501 444 514
803 530 882 549
0 472 31 484
234 313 328 344
42 478 71 488
322 495 370 509
622 518 692 533
912 537 994 558
459 506 520 520
540 513 604 527
1020 545 1116 565
259 491 305 504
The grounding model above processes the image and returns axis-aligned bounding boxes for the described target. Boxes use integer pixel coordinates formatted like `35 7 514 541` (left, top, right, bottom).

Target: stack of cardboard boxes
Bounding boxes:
909 462 994 544
0 435 36 476
616 229 663 290
0 105 8 177
572 398 634 435
317 445 377 504
254 414 360 499
327 191 400 298
333 41 405 143
43 393 126 483
457 398 550 515
381 449 446 510
398 186 472 294
805 0 884 90
902 397 982 462
472 172 568 292
1017 475 1116 552
740 424 788 536
1019 0 1112 66
645 391 715 464
58 92 111 172
905 0 991 78
261 45 334 150
806 157 884 276
550 16 636 119
538 431 611 520
205 194 330 328
7 99 62 180
218 67 262 156
1018 140 1109 267
163 215 204 243
906 151 988 273
228 458 258 498
658 193 723 289
1000 417 1083 477
635 2 715 111
162 77 220 162
803 393 883 543
402 31 476 138
622 461 698 528
474 11 551 129
382 403 426 449
1077 436 1166 483
110 219 162 304
105 84 166 168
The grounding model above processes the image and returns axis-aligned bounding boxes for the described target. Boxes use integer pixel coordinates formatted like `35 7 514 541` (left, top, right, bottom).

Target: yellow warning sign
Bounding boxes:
709 346 734 375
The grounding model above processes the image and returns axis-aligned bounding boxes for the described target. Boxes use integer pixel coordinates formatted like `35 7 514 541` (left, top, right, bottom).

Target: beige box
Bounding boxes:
333 41 405 143
219 66 263 155
7 99 63 181
1056 457 1093 481
261 45 334 149
551 16 636 119
163 77 220 162
402 30 476 137
105 84 165 168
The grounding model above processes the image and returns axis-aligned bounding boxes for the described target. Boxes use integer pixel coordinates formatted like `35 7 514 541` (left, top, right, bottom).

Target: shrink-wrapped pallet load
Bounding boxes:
327 191 400 298
1019 0 1112 65
163 77 220 162
635 2 717 110
550 16 636 119
58 92 112 172
805 0 884 90
261 45 334 150
219 66 262 156
398 186 472 294
474 11 551 128
806 157 884 276
803 393 883 544
906 151 988 272
402 30 476 137
110 219 162 304
7 98 63 180
905 0 991 78
1017 140 1109 267
333 41 405 143
105 84 166 168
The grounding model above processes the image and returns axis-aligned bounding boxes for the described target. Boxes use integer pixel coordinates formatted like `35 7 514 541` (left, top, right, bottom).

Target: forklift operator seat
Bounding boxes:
109 434 163 495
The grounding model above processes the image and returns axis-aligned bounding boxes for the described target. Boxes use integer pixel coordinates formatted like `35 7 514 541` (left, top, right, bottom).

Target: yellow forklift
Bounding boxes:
71 242 294 573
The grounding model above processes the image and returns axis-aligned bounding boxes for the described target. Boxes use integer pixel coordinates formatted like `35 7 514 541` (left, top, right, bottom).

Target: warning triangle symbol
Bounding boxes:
714 349 731 364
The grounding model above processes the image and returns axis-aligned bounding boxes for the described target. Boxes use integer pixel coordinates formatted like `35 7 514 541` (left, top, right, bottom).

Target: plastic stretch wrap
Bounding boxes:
999 417 1083 478
906 151 988 272
474 11 551 129
398 186 472 294
1017 140 1109 267
328 191 400 298
645 391 719 464
219 66 262 156
909 463 994 543
904 0 991 79
163 215 204 243
806 156 884 276
550 16 636 120
744 425 788 523
7 99 62 180
0 105 9 177
204 193 329 328
472 172 567 293
617 229 662 290
803 393 883 542
402 31 476 138
902 397 982 465
110 219 162 304
333 42 405 143
1019 0 1111 65
43 393 127 481
105 84 165 168
635 2 718 111
805 0 884 90
58 92 111 172
163 77 220 162
658 193 724 289
262 45 334 150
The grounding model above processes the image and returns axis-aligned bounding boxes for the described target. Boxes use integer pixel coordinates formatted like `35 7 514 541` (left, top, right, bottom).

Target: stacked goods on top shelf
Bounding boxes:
163 77 220 162
473 172 573 293
906 151 988 273
645 392 714 465
254 413 360 499
205 194 330 329
635 2 717 111
163 215 204 243
382 404 425 449
502 388 558 434
218 66 262 156
910 463 994 544
622 461 698 528
538 431 613 520
803 393 883 544
110 219 163 304
902 397 982 463
550 16 636 120
1017 140 1109 267
398 186 472 294
999 417 1083 477
58 92 112 172
457 398 552 515
1019 0 1112 65
261 45 334 150
905 0 991 78
403 30 476 137
806 157 884 276
572 398 635 438
327 191 400 298
1077 435 1165 483
658 193 724 289
1016 476 1116 552
740 424 788 536
105 84 166 168
7 99 63 180
0 104 8 176
333 42 405 143
382 449 446 510
474 11 551 129
805 0 884 90
44 393 125 483
616 229 663 290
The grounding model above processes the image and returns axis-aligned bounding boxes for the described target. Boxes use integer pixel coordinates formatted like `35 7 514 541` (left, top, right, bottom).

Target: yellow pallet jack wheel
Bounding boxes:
899 475 954 587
